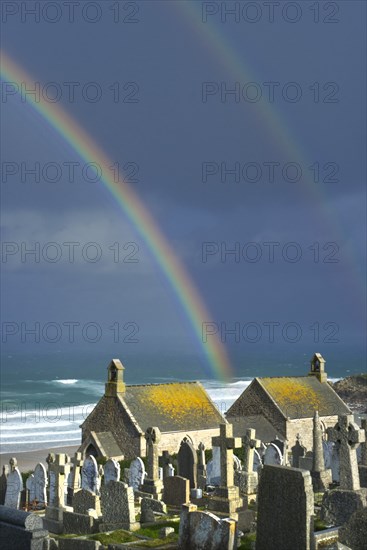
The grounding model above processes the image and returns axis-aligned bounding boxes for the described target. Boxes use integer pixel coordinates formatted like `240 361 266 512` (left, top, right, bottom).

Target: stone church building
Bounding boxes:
226 353 351 452
79 359 225 460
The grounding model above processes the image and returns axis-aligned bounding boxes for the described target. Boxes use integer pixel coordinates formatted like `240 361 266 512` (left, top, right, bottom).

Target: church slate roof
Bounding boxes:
121 381 224 433
94 431 124 457
257 376 351 419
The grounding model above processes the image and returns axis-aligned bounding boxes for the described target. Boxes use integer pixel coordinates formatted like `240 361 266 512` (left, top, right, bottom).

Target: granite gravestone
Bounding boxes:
179 503 237 550
100 480 138 531
73 487 101 516
128 457 145 491
256 465 314 550
163 475 190 507
178 438 197 489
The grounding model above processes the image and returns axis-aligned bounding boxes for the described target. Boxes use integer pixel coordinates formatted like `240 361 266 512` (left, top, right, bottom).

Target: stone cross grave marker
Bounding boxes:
327 414 365 491
242 428 261 474
46 453 70 508
81 455 99 494
291 434 306 468
70 452 83 492
146 427 160 481
128 457 145 490
178 437 197 489
104 458 120 484
211 423 242 489
311 410 331 492
4 458 23 509
140 426 163 499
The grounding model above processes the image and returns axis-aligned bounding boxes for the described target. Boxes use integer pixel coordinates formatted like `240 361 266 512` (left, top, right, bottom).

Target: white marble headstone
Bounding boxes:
81 456 99 493
4 467 23 509
233 455 242 471
34 463 47 506
26 474 36 502
128 457 145 491
264 443 283 466
253 449 262 472
206 446 221 486
104 459 120 484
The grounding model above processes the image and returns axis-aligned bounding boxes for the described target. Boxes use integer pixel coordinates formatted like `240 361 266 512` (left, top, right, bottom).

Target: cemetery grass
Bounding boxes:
90 521 179 547
238 533 256 549
89 530 139 545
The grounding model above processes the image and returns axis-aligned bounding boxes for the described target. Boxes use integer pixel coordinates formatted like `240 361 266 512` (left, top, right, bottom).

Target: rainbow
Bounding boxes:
0 50 233 381
176 2 365 300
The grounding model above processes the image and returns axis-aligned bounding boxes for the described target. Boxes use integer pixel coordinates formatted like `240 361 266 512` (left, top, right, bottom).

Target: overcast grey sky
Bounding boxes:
1 1 366 376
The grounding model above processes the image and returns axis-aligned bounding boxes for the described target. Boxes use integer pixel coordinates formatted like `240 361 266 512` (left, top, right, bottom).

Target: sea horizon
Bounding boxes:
1 349 364 454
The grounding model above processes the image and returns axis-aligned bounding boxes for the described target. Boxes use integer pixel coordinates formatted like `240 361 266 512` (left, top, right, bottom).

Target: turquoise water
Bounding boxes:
0 349 365 453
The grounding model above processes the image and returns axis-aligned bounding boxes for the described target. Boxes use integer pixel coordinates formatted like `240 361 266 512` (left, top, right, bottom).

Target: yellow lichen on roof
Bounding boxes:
140 383 213 424
260 377 323 417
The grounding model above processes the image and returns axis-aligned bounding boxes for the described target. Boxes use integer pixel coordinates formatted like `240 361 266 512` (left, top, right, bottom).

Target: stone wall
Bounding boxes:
227 380 286 438
158 427 220 456
81 396 221 460
286 415 339 453
80 396 141 460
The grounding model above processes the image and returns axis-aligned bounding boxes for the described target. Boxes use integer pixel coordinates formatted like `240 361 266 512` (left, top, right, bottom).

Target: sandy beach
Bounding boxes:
0 445 79 472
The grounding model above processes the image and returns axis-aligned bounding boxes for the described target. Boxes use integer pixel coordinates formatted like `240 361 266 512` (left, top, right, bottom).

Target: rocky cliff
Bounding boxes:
330 374 367 414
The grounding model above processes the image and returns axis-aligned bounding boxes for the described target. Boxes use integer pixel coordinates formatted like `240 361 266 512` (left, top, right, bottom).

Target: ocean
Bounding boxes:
0 349 363 454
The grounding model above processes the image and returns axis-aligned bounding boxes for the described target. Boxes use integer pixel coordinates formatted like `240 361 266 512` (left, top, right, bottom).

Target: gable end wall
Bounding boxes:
81 396 141 459
226 380 286 438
